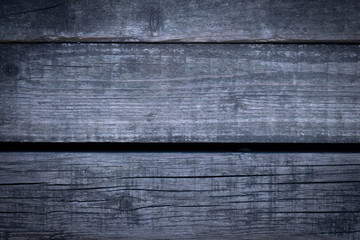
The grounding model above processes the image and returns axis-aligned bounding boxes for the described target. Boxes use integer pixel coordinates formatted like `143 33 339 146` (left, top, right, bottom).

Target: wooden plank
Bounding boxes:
0 0 359 42
0 152 359 239
1 44 359 142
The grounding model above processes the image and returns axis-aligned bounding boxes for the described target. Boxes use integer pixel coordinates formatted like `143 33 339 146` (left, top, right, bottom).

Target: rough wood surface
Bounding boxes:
0 44 359 142
0 152 359 239
0 0 359 42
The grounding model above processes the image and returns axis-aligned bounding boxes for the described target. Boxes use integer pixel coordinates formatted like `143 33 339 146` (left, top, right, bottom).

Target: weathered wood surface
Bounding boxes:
0 0 359 42
0 152 359 239
0 44 359 142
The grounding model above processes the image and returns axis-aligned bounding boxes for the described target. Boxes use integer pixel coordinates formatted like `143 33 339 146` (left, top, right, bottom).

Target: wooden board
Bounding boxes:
0 152 359 239
1 44 359 142
0 0 359 42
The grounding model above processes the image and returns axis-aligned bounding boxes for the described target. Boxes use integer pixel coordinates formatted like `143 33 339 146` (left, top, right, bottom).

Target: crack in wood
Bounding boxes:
6 3 66 16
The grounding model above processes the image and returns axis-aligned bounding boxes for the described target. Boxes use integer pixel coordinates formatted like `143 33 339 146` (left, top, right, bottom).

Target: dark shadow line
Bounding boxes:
0 40 359 45
0 142 359 153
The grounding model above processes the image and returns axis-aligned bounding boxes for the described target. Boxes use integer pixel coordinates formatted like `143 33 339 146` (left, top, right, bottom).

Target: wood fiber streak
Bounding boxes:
0 44 359 142
0 152 359 240
0 0 359 42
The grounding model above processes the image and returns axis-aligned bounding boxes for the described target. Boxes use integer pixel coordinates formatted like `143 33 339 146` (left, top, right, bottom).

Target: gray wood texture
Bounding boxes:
0 152 359 239
0 0 359 43
0 44 359 142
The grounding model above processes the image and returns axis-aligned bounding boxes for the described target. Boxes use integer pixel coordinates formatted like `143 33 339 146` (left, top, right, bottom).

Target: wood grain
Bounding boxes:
0 44 359 142
0 0 359 42
0 152 359 239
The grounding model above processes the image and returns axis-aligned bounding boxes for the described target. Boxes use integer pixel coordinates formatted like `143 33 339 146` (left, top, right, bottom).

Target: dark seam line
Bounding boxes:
0 143 359 153
0 41 359 45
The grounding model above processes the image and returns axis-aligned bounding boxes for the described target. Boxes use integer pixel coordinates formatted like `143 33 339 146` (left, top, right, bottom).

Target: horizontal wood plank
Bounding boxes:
0 44 359 142
0 0 359 42
0 152 359 239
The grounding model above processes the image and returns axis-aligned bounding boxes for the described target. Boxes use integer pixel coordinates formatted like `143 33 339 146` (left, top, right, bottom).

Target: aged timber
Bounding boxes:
0 152 359 239
0 0 359 42
0 44 359 142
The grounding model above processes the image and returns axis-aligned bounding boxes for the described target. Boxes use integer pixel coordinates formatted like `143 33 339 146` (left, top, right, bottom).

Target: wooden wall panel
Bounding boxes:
0 152 359 239
0 0 359 42
1 1 359 239
1 44 359 142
